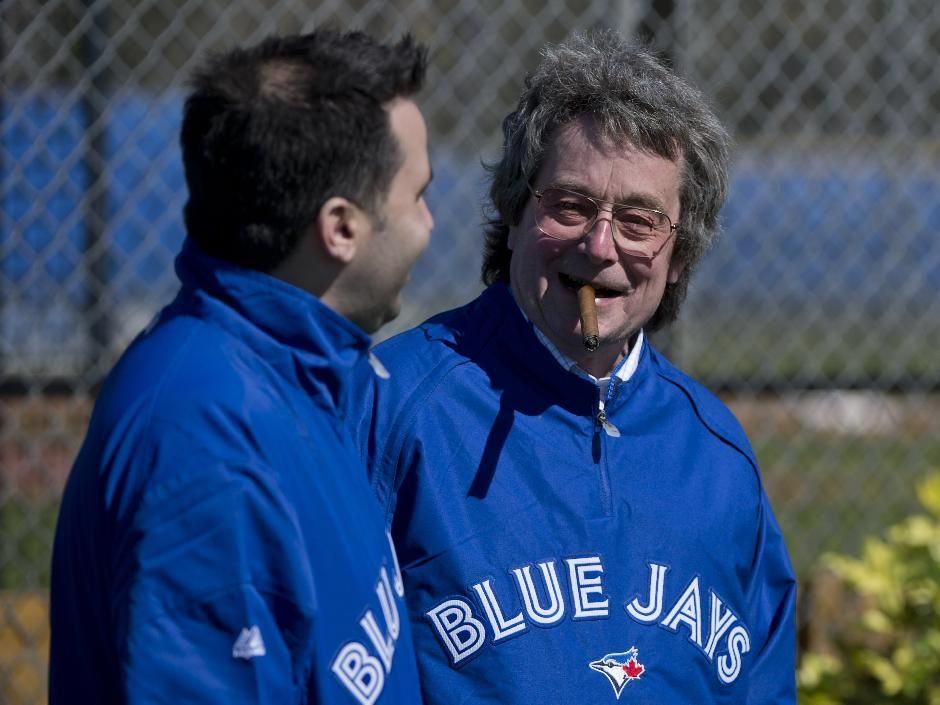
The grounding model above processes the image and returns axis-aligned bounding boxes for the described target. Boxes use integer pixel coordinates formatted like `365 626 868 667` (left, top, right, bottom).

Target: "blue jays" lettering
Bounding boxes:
330 534 406 705
425 557 751 685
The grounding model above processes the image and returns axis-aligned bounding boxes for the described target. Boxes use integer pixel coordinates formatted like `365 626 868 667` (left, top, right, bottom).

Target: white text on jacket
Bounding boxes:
331 534 406 705
425 557 751 685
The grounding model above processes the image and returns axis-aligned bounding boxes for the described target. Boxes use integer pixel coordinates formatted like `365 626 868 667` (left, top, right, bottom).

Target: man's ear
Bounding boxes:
316 196 368 264
667 256 686 284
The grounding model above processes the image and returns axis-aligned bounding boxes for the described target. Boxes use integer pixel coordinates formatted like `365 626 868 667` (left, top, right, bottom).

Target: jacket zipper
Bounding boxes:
594 384 619 517
596 377 621 437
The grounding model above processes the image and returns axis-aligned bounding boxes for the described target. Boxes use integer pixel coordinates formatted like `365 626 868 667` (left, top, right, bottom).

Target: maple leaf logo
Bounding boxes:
589 646 646 699
623 657 645 680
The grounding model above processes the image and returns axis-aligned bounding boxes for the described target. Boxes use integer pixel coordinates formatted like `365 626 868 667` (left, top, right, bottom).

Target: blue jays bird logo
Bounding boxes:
589 647 645 699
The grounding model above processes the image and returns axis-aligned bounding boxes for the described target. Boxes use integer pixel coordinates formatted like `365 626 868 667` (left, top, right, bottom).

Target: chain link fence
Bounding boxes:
2 0 939 701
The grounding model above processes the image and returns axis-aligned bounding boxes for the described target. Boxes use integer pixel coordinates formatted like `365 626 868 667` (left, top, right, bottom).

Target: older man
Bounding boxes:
352 31 796 704
51 30 433 704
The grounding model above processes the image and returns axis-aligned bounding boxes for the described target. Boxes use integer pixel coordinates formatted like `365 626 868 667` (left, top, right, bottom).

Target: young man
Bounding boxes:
50 30 433 704
352 31 796 704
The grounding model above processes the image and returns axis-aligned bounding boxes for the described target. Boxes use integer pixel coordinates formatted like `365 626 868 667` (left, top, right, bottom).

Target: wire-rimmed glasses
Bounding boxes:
529 185 679 260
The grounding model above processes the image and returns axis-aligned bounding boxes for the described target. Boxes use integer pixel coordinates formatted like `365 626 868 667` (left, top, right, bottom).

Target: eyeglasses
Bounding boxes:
528 185 679 260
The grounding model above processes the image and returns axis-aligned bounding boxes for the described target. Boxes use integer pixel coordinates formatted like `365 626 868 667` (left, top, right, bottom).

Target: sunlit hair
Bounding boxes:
181 30 427 271
482 30 730 330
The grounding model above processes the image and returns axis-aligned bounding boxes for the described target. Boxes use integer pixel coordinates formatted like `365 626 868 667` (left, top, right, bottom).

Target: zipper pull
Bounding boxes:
368 351 390 379
596 409 621 438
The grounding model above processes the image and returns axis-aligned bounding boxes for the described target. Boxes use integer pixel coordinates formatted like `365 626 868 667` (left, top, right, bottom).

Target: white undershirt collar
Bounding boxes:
516 301 645 396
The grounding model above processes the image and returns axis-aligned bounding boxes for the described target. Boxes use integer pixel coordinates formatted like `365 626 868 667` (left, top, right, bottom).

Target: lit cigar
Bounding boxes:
578 284 599 352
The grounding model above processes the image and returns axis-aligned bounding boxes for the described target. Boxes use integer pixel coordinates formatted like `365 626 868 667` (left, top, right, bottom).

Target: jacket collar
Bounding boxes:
474 283 652 415
173 238 373 414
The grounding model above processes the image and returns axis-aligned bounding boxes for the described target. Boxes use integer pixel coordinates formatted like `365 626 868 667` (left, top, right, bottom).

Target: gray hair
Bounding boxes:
482 30 730 330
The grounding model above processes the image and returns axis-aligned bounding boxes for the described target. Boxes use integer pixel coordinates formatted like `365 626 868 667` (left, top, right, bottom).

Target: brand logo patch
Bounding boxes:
232 625 266 659
589 646 645 699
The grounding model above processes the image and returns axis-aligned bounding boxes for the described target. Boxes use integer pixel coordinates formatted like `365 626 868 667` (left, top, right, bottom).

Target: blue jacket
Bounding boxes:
50 240 423 704
352 283 796 704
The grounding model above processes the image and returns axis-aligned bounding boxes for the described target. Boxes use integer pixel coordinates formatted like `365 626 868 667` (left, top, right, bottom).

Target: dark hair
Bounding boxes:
482 31 730 331
180 30 427 271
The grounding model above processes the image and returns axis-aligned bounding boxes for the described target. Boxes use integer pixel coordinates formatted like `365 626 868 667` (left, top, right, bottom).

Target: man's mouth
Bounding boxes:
559 273 622 298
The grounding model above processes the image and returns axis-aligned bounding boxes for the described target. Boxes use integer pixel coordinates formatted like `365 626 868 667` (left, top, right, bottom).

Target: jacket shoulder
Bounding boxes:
373 295 495 388
649 347 758 469
361 296 499 513
84 313 301 499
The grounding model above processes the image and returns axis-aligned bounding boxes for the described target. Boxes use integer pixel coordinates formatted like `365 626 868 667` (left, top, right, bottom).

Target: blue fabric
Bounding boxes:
50 239 423 704
351 283 796 704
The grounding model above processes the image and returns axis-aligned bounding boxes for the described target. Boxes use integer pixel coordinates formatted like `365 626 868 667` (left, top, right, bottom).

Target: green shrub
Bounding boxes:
798 473 940 705
0 500 59 589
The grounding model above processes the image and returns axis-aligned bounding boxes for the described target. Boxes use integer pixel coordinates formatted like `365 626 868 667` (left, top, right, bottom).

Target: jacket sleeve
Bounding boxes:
111 461 316 704
746 490 798 704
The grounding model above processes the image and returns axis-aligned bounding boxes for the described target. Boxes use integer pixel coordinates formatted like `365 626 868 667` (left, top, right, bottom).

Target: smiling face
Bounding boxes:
352 98 434 332
508 115 685 375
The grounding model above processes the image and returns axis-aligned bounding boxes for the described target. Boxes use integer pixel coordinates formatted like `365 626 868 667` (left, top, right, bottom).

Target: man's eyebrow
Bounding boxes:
545 180 669 212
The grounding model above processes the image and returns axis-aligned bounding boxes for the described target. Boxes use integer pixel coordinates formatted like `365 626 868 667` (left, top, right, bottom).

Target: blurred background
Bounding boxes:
2 0 939 702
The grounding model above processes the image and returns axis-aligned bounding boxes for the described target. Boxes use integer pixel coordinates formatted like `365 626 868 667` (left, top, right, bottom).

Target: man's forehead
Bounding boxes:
548 115 610 151
536 115 684 216
388 99 430 168
546 115 679 166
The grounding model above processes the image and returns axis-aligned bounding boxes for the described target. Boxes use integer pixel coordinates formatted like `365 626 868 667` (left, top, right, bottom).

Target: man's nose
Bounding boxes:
583 213 619 264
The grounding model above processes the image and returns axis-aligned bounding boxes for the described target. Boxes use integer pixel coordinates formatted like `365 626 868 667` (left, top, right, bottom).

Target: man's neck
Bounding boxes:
575 346 625 379
509 292 640 380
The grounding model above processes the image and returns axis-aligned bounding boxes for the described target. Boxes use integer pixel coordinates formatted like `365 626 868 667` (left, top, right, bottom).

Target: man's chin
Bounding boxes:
540 318 589 357
377 300 402 330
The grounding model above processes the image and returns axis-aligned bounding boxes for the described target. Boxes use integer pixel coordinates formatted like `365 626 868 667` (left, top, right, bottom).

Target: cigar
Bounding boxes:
578 284 599 352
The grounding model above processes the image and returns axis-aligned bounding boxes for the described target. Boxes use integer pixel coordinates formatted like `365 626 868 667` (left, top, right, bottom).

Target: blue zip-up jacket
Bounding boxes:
50 240 423 705
350 283 796 704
